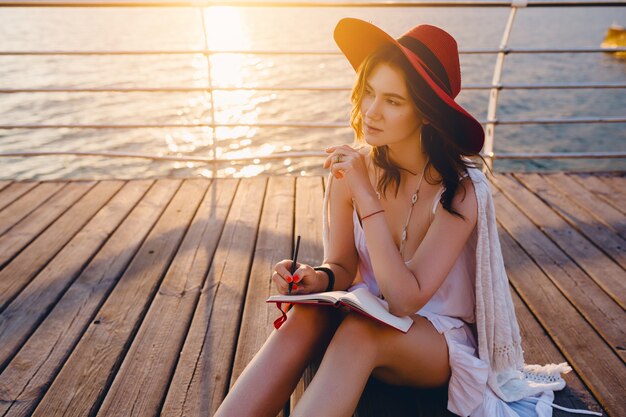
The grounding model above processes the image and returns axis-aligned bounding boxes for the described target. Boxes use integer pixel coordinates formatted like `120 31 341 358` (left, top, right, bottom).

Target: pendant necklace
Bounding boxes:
375 158 430 261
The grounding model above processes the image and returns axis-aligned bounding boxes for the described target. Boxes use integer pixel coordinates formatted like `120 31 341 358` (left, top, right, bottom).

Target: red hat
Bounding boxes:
334 17 484 154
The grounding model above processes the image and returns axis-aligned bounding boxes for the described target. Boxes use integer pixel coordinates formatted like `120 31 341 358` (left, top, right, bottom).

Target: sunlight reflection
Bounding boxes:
224 143 276 160
172 7 277 177
204 6 260 157
237 164 265 177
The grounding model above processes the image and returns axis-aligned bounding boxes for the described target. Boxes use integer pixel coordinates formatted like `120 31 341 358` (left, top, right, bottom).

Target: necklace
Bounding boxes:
375 158 430 260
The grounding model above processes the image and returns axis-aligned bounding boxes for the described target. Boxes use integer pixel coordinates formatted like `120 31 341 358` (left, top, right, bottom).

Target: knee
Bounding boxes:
329 312 379 356
291 303 332 322
281 304 337 335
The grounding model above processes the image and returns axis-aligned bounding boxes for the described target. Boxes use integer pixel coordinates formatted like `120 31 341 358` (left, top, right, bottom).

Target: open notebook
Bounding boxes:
266 287 414 333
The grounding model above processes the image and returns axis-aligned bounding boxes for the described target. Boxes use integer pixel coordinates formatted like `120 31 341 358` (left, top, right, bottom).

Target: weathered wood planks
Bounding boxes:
0 172 622 417
0 179 179 417
160 177 266 417
0 182 66 236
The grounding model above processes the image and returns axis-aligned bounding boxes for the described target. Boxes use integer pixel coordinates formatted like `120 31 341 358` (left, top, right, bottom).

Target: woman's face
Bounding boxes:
360 63 426 147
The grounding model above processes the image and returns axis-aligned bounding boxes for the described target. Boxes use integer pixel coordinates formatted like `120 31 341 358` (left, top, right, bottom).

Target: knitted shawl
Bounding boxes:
322 165 571 403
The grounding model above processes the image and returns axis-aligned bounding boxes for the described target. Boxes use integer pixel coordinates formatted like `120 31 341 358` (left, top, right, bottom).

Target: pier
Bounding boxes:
0 171 623 416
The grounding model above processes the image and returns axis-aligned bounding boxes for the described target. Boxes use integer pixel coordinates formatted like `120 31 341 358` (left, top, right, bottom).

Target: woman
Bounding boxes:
215 18 596 417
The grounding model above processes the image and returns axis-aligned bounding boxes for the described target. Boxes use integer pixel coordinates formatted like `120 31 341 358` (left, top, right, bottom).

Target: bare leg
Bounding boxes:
291 313 450 417
214 305 345 417
290 314 378 417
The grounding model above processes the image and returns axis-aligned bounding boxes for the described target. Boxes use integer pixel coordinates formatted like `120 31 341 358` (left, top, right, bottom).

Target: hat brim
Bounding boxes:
334 18 484 154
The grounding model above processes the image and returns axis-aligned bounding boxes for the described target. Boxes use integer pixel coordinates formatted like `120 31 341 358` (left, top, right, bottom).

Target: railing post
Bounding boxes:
484 0 525 174
200 7 219 178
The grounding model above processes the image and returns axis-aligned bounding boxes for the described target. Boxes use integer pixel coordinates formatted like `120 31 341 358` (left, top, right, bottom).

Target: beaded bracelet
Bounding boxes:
313 266 335 292
361 209 385 222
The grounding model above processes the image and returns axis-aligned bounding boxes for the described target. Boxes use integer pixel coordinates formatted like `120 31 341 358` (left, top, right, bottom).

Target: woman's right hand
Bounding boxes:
272 259 324 295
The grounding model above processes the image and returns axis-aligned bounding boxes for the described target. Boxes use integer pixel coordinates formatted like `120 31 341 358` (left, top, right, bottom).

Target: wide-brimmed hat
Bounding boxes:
334 17 484 154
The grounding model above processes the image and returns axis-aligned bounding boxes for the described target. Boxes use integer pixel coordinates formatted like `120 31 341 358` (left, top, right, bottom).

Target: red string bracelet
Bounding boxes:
361 209 385 221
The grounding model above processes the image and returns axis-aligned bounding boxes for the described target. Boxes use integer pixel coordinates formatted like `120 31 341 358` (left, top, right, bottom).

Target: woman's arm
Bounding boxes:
355 177 478 316
319 173 360 292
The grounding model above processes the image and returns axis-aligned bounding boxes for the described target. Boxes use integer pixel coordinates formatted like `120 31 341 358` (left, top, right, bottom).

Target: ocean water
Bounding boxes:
0 3 624 180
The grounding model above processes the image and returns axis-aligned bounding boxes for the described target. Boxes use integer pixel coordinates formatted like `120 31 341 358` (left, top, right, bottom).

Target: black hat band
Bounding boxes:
398 36 452 96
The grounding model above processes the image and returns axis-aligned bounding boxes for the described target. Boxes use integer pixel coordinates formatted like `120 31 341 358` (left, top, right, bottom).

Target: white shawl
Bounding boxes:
322 165 572 404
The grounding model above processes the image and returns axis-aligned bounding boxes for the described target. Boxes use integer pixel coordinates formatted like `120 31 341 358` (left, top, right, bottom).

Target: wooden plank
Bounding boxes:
0 179 181 417
289 176 327 414
229 176 295 417
571 174 626 216
493 175 625 361
0 182 38 211
293 174 329 406
160 177 266 417
0 181 116 312
96 179 240 417
510 288 606 416
490 174 625 309
493 181 625 417
513 173 626 271
0 179 152 372
29 179 203 417
539 173 626 242
0 181 96 269
0 180 12 193
598 175 626 213
0 182 66 236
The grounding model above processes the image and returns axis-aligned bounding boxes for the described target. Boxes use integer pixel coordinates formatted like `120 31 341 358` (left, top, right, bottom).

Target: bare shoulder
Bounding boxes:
448 175 478 226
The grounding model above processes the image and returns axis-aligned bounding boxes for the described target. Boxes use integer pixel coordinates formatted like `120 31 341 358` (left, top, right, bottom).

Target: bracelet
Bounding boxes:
361 209 385 222
313 266 335 292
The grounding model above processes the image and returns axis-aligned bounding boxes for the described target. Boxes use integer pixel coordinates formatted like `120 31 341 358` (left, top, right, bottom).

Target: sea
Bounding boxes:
0 2 625 180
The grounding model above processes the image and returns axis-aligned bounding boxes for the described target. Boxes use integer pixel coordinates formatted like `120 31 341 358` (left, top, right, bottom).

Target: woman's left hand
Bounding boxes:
323 144 375 201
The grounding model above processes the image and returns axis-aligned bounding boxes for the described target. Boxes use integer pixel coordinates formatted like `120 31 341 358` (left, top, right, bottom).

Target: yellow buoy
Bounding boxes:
601 23 626 58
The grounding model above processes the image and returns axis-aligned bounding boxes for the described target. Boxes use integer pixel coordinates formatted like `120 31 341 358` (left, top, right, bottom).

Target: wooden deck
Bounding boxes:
0 171 623 417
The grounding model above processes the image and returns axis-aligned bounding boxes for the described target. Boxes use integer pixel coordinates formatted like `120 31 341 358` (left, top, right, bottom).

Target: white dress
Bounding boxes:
347 177 598 417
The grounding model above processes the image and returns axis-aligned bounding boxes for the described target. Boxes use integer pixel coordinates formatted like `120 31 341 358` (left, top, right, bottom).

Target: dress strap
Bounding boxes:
431 187 445 215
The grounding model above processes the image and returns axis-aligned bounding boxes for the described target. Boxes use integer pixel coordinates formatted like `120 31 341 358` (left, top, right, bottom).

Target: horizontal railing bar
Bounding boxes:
0 122 348 129
1 47 625 56
0 86 346 93
494 116 626 124
0 1 624 7
0 150 623 162
498 47 626 53
488 151 626 159
0 117 624 129
0 150 323 163
0 50 344 56
488 82 626 89
2 82 625 94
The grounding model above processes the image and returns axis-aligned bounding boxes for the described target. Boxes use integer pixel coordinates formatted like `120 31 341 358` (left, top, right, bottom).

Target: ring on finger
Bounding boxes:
334 154 343 163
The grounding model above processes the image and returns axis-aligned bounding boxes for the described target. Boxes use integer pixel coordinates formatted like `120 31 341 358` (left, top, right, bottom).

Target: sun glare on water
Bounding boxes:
192 7 271 178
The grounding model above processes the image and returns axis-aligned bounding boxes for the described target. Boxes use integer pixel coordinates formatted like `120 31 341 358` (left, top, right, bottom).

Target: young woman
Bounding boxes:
214 18 596 417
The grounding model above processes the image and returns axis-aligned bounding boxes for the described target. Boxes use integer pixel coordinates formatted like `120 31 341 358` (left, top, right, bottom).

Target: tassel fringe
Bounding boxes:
522 362 572 384
492 342 525 372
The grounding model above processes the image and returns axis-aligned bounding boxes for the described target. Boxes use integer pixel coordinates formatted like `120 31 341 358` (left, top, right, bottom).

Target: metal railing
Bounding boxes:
0 0 625 174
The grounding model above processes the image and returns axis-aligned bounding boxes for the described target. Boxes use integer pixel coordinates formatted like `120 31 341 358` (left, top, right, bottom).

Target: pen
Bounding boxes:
288 235 301 295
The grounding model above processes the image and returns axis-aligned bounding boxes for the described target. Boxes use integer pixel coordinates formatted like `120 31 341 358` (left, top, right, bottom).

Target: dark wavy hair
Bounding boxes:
349 43 491 220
